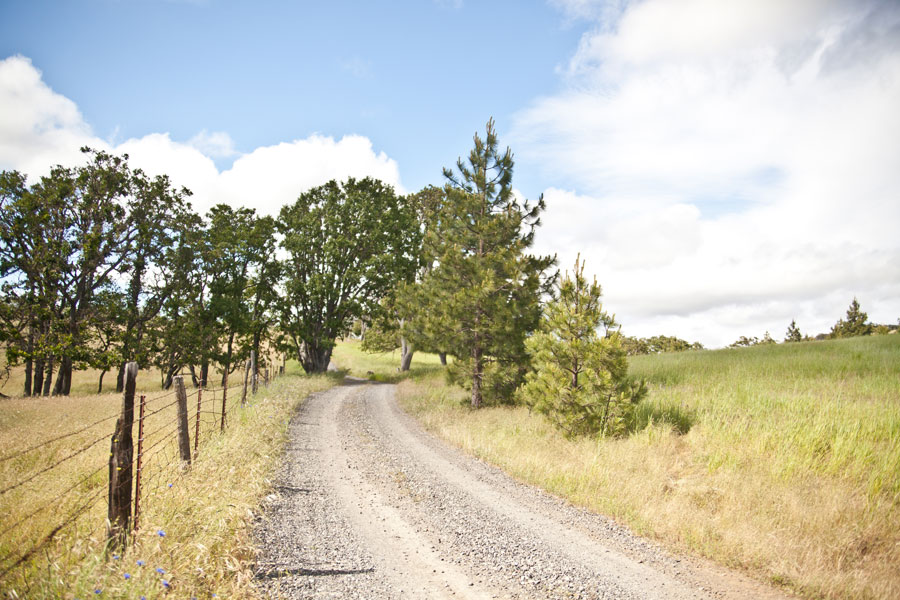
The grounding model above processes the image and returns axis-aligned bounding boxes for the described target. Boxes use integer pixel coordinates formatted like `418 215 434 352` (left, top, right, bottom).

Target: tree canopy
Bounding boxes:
278 177 420 374
406 119 555 407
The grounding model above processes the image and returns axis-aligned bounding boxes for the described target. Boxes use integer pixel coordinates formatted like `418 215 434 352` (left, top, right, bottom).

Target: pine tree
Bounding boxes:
416 119 555 407
785 319 802 342
518 256 645 437
830 298 872 338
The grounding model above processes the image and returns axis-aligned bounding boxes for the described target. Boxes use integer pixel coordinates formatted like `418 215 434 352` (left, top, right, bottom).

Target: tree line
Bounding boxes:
730 298 898 348
2 121 646 438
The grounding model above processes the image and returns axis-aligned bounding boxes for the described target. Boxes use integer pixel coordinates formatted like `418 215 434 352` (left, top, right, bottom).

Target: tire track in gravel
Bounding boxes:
254 379 789 600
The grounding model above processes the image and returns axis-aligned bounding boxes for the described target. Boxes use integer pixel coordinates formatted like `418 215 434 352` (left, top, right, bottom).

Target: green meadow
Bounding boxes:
335 334 900 600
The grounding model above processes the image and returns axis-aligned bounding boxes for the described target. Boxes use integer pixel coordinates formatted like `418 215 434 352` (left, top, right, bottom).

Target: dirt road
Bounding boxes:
254 380 786 599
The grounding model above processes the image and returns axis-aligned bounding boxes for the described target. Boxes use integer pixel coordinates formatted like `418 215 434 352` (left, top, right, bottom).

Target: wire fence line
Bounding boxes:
0 352 277 584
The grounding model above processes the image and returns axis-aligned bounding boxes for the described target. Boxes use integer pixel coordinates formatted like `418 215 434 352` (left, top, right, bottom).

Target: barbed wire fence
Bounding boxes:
0 350 277 588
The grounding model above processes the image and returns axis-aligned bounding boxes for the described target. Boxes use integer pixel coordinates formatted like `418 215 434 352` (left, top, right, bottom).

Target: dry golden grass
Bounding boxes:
349 335 900 600
0 365 336 599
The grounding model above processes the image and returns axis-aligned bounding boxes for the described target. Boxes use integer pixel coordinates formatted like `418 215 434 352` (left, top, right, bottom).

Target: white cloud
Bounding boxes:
0 55 405 219
522 0 900 346
0 55 96 175
187 130 237 158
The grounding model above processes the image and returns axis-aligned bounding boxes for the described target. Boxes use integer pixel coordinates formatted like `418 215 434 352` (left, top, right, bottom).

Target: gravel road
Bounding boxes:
254 380 788 599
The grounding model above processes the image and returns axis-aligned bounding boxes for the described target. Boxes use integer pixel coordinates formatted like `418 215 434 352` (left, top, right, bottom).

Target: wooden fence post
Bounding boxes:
241 359 250 406
251 350 258 394
194 387 202 460
174 376 192 467
108 361 138 548
220 372 228 432
133 394 146 532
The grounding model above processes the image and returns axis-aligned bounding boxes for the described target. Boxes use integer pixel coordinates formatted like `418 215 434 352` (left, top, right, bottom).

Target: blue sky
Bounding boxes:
0 0 582 196
2 0 899 346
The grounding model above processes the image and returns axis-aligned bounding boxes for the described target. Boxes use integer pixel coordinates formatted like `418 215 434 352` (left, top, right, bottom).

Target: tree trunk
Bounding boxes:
162 365 179 390
24 328 33 397
221 332 235 387
471 343 483 409
400 337 414 372
42 358 53 396
32 359 44 397
53 356 72 396
439 352 447 366
98 368 108 394
200 361 209 388
301 343 332 374
188 364 200 388
115 362 126 394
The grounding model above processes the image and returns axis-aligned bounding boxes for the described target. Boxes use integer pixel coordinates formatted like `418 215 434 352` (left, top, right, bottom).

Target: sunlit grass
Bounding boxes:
337 335 900 600
0 371 337 598
330 339 446 382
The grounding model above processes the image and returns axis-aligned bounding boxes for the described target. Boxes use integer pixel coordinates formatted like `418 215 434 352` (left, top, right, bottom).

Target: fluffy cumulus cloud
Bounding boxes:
0 55 404 218
518 0 900 346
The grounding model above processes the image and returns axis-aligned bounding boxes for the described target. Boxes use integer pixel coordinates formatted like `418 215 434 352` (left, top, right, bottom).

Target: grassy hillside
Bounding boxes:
337 335 900 600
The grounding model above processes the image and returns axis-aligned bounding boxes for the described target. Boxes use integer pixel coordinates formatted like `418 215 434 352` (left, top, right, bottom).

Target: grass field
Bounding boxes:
0 361 336 599
336 335 900 600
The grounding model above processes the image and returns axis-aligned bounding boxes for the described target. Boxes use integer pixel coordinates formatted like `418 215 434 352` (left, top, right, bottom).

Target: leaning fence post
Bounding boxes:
241 358 250 406
108 361 138 549
133 394 146 533
174 376 192 467
220 372 228 432
251 350 258 394
194 387 202 460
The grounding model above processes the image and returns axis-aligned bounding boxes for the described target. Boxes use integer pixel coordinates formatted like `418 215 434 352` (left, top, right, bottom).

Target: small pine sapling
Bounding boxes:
518 256 646 438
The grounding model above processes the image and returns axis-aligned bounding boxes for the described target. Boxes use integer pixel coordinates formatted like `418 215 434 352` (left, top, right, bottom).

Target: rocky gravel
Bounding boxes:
253 379 788 599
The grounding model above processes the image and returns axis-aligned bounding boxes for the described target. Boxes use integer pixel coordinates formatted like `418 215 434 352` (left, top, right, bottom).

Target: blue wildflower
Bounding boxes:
112 554 120 560
94 591 101 595
156 567 165 574
157 529 166 537
168 483 173 488
124 573 131 580
136 560 145 566
162 580 170 588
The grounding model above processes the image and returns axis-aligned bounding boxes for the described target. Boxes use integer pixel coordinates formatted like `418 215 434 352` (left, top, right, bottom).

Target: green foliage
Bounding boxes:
729 334 769 348
518 257 646 438
785 319 803 342
410 119 555 407
830 297 873 338
278 177 420 374
0 148 191 395
621 334 704 355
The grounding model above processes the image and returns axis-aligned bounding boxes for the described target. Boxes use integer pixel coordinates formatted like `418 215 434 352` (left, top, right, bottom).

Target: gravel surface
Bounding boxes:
254 379 789 599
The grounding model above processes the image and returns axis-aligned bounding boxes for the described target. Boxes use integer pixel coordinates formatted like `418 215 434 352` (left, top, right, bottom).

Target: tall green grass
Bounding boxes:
342 334 900 600
629 336 900 501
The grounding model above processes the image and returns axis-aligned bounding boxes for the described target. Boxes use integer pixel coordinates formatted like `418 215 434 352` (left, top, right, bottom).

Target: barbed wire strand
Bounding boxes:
0 411 120 465
0 462 107 540
0 487 105 579
0 430 112 496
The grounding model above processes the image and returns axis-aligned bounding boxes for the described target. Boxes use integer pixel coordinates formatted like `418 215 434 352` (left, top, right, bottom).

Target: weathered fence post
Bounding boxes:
108 361 138 549
133 394 146 533
241 358 250 406
174 376 192 467
194 387 202 460
220 372 228 432
251 350 258 394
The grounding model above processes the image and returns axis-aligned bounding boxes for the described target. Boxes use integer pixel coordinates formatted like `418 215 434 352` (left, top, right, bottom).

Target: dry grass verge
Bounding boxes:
0 368 336 599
